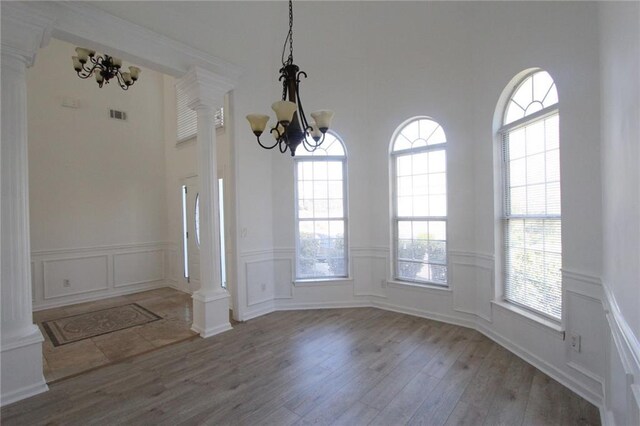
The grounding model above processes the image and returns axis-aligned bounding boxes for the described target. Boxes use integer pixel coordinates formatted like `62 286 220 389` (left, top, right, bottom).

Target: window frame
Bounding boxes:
499 70 562 323
293 133 349 281
390 117 449 287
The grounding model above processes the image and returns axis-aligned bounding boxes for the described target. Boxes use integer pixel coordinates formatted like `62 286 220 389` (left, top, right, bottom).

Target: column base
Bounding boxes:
1 325 48 406
191 289 232 338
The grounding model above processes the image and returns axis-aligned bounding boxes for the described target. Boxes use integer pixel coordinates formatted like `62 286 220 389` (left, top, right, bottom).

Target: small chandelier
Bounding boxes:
72 47 141 90
246 0 334 157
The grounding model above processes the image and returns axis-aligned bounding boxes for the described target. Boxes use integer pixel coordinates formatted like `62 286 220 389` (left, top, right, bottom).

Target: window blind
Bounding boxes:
502 113 561 320
177 88 224 142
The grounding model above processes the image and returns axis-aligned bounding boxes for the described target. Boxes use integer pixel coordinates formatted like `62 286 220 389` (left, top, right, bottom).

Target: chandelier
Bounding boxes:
246 0 334 157
72 47 141 90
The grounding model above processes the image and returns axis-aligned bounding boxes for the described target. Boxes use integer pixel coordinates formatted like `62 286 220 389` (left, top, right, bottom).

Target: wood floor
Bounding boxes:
2 308 600 425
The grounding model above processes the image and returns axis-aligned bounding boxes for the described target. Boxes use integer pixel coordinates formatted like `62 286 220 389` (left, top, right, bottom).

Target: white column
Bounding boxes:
1 3 53 406
177 67 236 338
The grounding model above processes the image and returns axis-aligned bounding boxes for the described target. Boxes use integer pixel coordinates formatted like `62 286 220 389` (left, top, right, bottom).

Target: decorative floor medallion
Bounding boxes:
43 303 162 346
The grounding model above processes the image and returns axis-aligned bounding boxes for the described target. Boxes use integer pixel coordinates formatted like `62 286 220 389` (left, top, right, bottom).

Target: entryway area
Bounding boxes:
24 38 238 384
35 288 196 382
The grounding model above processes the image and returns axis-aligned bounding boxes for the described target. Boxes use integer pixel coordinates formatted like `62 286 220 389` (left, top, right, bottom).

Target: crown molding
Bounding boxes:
177 66 237 110
1 2 55 66
9 1 242 80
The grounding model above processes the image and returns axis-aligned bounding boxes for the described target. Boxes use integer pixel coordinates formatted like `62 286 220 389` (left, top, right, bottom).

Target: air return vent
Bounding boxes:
109 109 127 121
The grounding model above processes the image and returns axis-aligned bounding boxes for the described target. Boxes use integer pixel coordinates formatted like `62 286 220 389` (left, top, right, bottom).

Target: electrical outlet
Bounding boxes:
261 283 266 291
570 333 581 352
63 279 71 288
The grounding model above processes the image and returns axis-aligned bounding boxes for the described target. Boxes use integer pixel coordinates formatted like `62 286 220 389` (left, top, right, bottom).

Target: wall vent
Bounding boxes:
109 109 127 121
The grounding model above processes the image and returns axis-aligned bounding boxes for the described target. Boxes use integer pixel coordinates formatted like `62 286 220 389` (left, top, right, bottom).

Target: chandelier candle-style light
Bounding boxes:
246 0 334 156
72 47 141 90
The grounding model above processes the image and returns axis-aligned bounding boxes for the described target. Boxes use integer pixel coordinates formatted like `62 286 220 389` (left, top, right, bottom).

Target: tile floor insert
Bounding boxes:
42 303 162 346
35 288 198 383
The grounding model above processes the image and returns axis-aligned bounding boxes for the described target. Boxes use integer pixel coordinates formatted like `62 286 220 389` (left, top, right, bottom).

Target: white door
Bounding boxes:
182 176 227 293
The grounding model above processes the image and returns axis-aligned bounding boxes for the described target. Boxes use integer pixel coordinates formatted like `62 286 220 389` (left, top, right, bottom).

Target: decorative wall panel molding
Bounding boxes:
43 255 109 299
32 242 170 310
113 249 164 288
603 282 640 424
245 258 275 307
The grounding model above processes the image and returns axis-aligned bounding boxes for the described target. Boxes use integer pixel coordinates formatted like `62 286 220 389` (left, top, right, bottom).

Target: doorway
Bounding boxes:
181 176 229 295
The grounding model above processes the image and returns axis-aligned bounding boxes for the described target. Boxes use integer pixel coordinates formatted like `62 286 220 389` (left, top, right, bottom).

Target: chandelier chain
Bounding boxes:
288 0 294 62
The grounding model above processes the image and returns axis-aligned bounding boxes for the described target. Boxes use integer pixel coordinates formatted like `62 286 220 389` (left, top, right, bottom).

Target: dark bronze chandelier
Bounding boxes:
246 0 334 157
72 47 141 90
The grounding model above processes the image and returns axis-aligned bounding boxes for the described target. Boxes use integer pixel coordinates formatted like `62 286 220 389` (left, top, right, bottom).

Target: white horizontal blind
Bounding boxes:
177 88 197 142
177 88 224 143
503 112 562 320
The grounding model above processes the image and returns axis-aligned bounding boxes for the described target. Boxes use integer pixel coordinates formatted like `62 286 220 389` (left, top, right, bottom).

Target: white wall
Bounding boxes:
599 2 640 425
27 38 169 309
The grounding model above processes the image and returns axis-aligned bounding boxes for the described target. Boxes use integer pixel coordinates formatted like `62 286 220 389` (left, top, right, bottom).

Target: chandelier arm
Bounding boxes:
256 134 280 150
77 55 101 79
279 139 289 154
77 62 99 79
115 72 130 90
294 77 312 134
303 131 324 152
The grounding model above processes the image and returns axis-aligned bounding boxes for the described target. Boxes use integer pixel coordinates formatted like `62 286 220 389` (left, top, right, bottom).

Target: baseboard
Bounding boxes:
276 300 371 311
1 380 48 407
32 281 169 311
476 323 602 407
191 322 232 338
372 300 476 330
241 301 276 321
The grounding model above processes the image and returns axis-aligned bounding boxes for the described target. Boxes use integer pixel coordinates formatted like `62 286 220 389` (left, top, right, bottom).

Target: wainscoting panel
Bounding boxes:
43 255 109 299
113 249 164 288
603 282 640 425
563 270 606 384
451 251 494 322
273 258 293 299
246 259 275 307
451 263 476 316
32 242 170 310
352 247 388 298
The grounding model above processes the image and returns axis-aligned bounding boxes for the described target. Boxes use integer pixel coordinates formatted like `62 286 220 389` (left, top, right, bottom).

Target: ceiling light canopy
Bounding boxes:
72 47 141 90
246 0 334 157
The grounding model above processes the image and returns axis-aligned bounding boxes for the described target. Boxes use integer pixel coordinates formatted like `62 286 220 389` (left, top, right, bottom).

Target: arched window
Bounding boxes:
500 70 561 320
391 118 447 286
294 133 348 279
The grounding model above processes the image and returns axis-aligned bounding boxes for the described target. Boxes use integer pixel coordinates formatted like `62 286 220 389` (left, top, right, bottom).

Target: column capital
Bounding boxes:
1 2 55 67
176 66 237 111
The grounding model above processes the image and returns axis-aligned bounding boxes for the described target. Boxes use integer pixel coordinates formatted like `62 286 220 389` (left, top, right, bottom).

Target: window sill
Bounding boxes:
387 280 451 293
175 137 196 148
491 300 564 338
294 277 353 287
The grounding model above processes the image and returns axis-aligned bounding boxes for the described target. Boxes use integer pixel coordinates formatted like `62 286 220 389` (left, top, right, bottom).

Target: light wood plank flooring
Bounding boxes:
2 308 600 425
